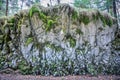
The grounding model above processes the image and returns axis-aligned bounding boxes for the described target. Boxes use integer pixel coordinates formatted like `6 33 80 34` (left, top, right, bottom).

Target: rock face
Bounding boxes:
0 4 120 75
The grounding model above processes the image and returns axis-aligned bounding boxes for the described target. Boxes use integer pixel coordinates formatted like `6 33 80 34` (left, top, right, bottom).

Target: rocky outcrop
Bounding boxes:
0 4 119 75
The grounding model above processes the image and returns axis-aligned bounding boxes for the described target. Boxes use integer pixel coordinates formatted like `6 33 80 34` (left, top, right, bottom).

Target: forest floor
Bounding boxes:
0 73 120 80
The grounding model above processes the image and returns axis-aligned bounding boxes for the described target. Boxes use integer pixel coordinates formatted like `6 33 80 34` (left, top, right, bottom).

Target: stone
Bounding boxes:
0 4 119 75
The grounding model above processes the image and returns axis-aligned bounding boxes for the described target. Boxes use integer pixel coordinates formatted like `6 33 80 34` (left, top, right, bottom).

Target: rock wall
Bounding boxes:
0 4 119 75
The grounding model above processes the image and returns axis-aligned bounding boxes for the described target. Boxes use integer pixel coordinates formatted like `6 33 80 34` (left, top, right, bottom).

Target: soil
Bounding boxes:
0 73 120 80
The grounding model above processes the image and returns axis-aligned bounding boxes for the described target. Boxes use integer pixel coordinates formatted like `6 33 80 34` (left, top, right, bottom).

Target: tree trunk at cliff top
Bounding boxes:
6 0 8 16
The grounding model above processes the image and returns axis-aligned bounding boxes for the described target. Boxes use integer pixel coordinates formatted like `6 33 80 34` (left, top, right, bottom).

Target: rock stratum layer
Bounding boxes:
0 4 120 76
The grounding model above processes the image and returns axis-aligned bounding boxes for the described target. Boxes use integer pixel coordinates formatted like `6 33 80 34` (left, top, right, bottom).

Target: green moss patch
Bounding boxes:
71 8 115 26
29 6 57 32
93 11 114 27
25 37 33 46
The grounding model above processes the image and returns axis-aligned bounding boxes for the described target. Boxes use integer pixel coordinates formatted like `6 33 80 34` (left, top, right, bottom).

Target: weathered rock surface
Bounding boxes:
0 4 119 75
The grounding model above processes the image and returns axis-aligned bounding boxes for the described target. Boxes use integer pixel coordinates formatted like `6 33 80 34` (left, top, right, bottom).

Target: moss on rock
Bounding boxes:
0 4 117 76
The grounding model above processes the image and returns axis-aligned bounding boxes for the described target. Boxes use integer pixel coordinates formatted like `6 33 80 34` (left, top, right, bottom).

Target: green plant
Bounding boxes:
65 34 76 47
99 14 106 27
87 64 97 76
18 60 32 75
7 17 15 23
25 37 33 46
45 20 55 32
92 12 99 21
79 14 90 25
72 10 78 20
105 18 113 27
4 34 11 43
0 53 6 69
29 6 40 18
92 11 113 27
29 6 57 32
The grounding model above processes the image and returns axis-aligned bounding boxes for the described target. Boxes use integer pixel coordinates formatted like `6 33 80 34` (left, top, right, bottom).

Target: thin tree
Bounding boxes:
57 0 60 4
49 0 52 6
21 0 24 10
6 0 8 16
113 0 117 18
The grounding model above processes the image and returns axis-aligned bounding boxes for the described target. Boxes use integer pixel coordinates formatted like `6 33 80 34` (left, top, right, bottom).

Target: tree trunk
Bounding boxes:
49 0 52 6
106 0 110 12
113 0 119 38
6 0 8 16
21 0 24 10
57 0 60 4
113 0 117 18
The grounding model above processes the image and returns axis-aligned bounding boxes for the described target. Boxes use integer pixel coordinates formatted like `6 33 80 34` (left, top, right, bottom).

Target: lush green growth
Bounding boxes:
72 10 90 25
29 6 57 32
93 11 114 27
72 9 114 26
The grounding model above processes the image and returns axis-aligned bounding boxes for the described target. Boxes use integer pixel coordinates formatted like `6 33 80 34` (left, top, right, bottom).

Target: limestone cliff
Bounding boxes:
0 4 119 75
